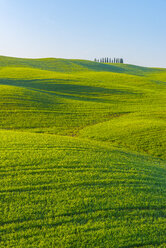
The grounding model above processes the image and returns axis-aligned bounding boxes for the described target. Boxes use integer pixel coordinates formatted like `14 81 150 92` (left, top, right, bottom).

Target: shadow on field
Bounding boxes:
0 78 137 103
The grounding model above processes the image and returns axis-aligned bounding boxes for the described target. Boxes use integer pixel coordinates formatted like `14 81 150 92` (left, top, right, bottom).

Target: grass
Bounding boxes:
0 56 166 247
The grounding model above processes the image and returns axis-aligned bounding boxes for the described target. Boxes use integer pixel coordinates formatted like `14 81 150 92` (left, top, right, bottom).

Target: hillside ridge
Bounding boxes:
0 55 165 75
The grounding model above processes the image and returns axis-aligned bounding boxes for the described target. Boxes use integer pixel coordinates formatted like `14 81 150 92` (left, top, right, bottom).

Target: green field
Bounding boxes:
0 55 166 247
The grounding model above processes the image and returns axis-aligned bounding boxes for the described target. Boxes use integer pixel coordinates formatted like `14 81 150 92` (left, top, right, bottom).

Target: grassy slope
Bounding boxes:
0 56 166 247
0 130 166 248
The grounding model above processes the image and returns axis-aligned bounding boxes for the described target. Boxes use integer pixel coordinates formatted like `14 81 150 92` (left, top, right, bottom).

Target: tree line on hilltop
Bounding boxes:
94 57 124 63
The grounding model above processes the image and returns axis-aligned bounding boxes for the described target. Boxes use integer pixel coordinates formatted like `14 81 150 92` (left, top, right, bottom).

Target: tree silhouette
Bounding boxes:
94 57 124 64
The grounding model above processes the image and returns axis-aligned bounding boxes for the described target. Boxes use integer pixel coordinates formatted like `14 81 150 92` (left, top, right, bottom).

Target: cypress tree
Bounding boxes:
120 58 124 63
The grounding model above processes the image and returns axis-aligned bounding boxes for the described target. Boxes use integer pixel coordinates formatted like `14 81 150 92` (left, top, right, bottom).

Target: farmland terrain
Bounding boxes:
0 56 166 247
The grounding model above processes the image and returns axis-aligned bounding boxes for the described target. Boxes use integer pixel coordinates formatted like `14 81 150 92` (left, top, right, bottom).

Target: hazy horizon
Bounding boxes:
0 0 166 68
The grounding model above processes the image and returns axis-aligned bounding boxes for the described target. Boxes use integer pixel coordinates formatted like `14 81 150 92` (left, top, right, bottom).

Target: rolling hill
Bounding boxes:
0 56 166 247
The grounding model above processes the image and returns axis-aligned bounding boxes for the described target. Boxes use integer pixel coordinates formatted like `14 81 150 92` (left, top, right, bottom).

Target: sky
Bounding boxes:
0 0 166 67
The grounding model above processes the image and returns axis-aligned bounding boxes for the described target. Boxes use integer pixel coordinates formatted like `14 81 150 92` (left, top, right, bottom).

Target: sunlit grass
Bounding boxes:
0 130 166 247
0 56 166 247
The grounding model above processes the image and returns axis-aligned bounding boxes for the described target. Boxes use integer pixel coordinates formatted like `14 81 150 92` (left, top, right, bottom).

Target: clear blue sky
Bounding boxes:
0 0 166 67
